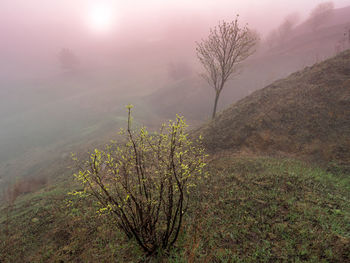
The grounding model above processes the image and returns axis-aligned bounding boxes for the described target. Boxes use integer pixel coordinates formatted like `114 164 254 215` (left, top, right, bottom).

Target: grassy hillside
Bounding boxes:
195 50 350 165
2 6 349 194
1 48 350 263
0 156 349 262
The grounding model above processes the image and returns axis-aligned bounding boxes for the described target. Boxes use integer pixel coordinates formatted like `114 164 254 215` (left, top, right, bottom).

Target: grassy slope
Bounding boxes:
1 51 350 263
195 50 350 165
1 156 349 262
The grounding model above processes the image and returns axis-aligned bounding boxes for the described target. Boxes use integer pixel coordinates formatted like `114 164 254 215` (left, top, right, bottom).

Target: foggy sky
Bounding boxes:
1 0 350 78
2 0 350 32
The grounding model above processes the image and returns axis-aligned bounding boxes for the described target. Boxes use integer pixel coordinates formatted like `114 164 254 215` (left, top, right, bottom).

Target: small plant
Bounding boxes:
72 105 207 256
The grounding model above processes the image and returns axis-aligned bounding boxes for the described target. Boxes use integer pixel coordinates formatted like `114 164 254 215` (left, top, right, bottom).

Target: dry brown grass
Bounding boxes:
5 176 47 204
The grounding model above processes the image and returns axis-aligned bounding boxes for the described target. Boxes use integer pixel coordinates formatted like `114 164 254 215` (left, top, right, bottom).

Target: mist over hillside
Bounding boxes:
195 50 350 165
1 1 350 262
147 5 350 119
1 1 350 193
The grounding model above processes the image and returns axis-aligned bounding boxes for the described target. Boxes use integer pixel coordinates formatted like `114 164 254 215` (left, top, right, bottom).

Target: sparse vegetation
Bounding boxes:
72 106 207 256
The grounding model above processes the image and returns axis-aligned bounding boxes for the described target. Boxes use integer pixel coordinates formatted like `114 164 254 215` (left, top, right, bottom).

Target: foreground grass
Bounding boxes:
183 156 350 262
1 156 349 262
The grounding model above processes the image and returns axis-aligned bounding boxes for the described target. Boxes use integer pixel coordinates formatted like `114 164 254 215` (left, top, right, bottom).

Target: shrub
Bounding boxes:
72 105 207 255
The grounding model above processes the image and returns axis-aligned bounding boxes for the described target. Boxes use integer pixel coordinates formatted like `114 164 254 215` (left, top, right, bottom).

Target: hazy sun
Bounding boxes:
86 3 116 33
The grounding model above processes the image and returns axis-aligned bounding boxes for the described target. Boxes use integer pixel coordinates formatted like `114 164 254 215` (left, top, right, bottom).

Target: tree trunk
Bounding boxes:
212 91 220 119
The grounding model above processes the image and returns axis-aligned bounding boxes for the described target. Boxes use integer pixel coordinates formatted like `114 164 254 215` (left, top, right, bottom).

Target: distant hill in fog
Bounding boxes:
294 5 350 36
147 5 350 120
194 50 350 165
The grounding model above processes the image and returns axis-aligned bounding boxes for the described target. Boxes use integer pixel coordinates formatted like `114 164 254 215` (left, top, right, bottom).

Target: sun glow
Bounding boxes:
86 3 117 33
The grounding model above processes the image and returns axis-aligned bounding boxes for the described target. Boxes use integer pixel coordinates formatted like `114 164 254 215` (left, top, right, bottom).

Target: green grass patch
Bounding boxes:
0 156 349 262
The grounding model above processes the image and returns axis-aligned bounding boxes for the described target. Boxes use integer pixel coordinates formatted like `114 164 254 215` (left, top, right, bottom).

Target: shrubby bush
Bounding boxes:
72 105 207 255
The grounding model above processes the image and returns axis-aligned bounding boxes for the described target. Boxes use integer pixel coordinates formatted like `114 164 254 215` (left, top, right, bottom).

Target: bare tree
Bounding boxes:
196 16 258 119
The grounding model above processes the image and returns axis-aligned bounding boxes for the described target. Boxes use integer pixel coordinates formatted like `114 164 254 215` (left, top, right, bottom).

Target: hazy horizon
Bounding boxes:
1 0 350 79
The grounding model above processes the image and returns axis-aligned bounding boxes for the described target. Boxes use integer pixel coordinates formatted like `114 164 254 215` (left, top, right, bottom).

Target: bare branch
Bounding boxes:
196 15 258 119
